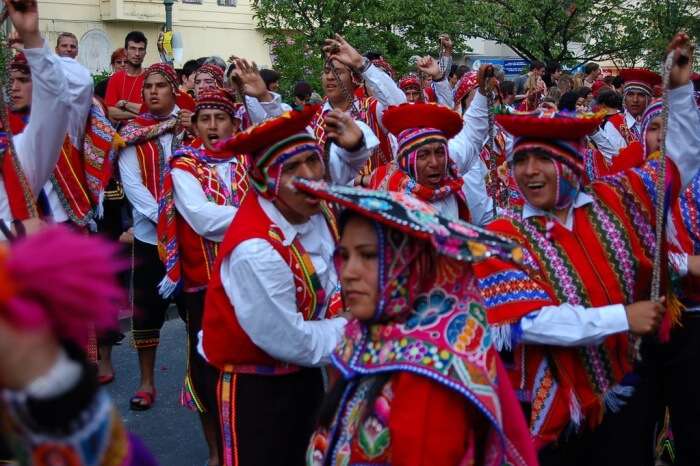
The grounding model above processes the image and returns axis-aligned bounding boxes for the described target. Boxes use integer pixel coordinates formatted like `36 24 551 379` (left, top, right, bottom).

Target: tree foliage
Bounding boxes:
251 0 468 97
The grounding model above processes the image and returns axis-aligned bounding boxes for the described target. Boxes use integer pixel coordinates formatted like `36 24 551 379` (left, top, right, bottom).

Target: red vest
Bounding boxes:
202 192 338 373
172 154 248 290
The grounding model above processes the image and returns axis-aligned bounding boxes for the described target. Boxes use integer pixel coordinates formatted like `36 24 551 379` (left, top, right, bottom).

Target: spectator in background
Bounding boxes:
544 61 562 88
105 31 148 123
94 48 127 100
514 60 545 100
180 59 199 96
545 86 561 105
557 73 574 94
596 88 624 113
259 68 281 93
611 74 625 93
55 31 78 59
293 80 313 107
577 86 593 112
558 90 579 112
583 62 601 87
500 80 516 110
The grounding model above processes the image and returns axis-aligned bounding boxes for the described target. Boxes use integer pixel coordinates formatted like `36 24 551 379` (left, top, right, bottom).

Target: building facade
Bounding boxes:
39 0 271 73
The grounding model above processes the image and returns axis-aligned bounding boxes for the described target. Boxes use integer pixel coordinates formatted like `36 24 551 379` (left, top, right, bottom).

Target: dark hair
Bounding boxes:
603 75 614 85
596 89 623 110
611 75 624 89
545 61 561 74
577 86 592 99
530 60 545 71
363 51 382 61
583 62 600 75
500 80 515 96
293 80 313 100
259 69 281 88
124 31 147 48
558 91 580 112
448 64 459 79
182 59 199 78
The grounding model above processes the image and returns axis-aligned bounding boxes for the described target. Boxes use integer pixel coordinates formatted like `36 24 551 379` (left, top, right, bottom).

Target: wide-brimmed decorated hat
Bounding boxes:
454 71 478 104
496 111 602 173
383 102 464 139
217 105 321 198
294 178 521 263
619 68 662 96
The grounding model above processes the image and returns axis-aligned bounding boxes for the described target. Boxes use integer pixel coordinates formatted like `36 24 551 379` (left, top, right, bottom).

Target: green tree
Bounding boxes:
251 0 467 98
454 0 644 66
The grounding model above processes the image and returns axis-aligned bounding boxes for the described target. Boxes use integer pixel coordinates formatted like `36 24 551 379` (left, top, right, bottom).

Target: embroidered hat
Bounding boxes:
496 111 603 174
10 52 29 75
143 63 179 94
398 74 421 91
217 105 322 198
294 178 521 263
196 63 225 88
195 88 240 120
454 71 478 105
619 68 662 97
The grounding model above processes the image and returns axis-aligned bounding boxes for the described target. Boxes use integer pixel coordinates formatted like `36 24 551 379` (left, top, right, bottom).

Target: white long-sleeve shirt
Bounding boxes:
118 106 180 245
0 41 92 231
220 197 346 367
515 82 700 346
590 111 641 161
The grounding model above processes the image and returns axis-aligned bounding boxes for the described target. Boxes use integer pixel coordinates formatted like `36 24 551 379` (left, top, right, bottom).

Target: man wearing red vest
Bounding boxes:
201 105 376 466
0 2 92 239
474 34 699 465
590 68 661 161
117 63 188 411
156 87 246 466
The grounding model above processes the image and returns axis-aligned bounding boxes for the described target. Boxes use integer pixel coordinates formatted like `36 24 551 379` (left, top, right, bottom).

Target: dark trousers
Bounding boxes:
131 239 185 348
664 313 700 466
218 368 324 466
537 345 660 466
182 290 220 416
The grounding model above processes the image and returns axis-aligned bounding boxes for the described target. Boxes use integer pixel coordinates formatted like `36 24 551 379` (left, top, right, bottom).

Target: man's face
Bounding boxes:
182 72 195 90
126 41 146 68
10 70 32 112
624 90 649 118
512 151 558 211
321 60 355 103
56 37 78 59
552 69 562 81
268 80 280 93
414 142 447 189
404 86 422 103
194 109 239 151
644 116 663 155
194 72 218 97
143 74 175 116
274 150 325 223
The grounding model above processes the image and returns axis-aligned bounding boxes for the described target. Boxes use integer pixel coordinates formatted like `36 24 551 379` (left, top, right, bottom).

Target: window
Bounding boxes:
182 0 202 4
217 0 236 5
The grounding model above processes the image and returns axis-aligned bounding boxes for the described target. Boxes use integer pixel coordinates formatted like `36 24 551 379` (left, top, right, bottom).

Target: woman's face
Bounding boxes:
336 216 379 320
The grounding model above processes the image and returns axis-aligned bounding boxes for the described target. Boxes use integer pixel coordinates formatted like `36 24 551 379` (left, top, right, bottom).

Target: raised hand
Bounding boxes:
667 32 694 89
323 34 364 71
417 56 442 80
323 110 364 151
232 58 271 101
5 0 41 49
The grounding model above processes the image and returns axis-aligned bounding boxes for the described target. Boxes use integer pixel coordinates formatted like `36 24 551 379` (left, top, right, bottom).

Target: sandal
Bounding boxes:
129 389 156 411
98 373 115 385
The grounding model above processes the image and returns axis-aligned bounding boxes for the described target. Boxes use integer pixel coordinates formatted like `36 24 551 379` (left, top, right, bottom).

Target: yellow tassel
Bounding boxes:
667 291 685 328
111 133 125 151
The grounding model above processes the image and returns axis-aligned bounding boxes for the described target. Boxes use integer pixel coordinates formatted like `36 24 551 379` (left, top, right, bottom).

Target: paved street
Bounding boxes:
106 318 208 466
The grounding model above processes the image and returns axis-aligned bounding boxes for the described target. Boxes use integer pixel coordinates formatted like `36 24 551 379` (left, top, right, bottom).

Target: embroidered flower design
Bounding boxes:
403 341 428 362
405 289 456 330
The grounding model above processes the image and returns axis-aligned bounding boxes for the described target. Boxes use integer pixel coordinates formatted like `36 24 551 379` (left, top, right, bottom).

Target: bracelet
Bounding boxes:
433 73 447 82
359 57 371 74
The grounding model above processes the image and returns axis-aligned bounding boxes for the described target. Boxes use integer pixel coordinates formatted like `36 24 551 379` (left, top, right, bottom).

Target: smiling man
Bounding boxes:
368 64 496 223
474 33 700 466
118 63 188 413
201 105 378 466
